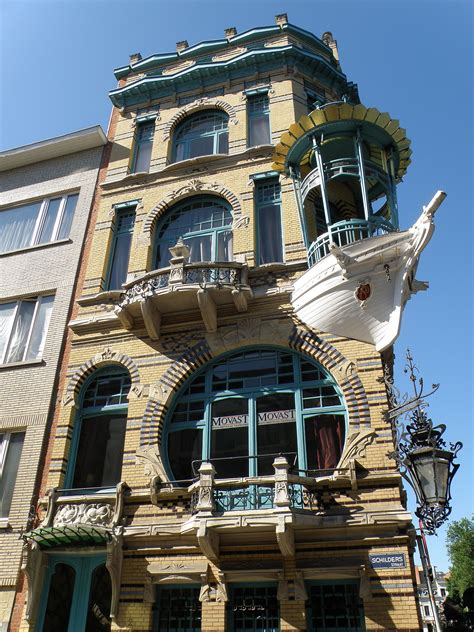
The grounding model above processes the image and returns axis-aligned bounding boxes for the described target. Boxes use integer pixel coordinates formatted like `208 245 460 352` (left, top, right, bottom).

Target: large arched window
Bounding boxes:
154 197 233 269
172 110 229 162
66 368 130 490
165 348 346 482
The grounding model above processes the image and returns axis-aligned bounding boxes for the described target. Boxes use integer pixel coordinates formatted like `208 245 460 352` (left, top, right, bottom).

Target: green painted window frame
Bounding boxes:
306 580 366 632
255 178 284 265
228 583 280 632
131 120 155 173
247 93 271 147
153 585 202 632
172 110 229 163
153 196 233 270
164 347 346 483
105 206 136 290
64 368 130 492
37 554 110 632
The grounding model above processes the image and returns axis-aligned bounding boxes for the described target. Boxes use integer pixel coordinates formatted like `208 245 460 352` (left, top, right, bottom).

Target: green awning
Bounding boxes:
24 524 109 549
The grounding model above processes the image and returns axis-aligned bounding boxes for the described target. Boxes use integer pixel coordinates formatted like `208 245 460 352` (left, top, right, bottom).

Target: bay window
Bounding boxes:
0 295 54 364
0 193 78 254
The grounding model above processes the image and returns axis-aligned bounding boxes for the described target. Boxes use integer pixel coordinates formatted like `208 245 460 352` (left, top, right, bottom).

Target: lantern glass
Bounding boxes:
410 447 452 506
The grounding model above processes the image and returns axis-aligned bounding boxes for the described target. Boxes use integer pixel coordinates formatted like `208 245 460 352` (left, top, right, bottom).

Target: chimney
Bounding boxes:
176 40 189 53
129 52 142 65
322 32 339 62
275 13 288 27
224 27 237 39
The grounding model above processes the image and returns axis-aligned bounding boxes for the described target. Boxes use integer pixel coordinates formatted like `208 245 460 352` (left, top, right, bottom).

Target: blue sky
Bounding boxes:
1 0 472 570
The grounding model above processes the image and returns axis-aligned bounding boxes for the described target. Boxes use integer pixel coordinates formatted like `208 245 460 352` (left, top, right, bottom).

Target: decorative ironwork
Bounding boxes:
121 272 170 307
184 266 241 287
289 484 320 510
213 485 274 512
381 349 462 534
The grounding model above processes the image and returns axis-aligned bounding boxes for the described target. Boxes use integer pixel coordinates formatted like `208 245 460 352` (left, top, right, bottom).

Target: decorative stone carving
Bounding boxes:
53 503 114 527
22 543 47 624
62 348 142 407
142 181 243 240
136 445 168 483
212 47 247 62
106 532 123 621
232 215 250 230
162 59 196 75
162 98 238 140
338 429 377 470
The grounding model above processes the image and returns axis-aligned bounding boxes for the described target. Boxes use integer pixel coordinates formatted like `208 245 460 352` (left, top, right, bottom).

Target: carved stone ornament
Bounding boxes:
22 542 47 624
338 429 377 469
162 59 196 75
136 444 168 482
355 280 372 306
212 47 247 62
53 503 114 528
162 98 237 140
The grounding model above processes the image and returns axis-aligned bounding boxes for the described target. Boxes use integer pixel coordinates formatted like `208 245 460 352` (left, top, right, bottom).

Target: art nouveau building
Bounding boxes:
0 127 106 631
17 15 441 632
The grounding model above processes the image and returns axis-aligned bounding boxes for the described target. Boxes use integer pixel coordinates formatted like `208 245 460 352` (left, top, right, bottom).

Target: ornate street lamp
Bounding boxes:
382 350 463 632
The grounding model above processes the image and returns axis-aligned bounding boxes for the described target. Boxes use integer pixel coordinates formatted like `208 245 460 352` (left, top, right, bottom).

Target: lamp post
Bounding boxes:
381 350 462 632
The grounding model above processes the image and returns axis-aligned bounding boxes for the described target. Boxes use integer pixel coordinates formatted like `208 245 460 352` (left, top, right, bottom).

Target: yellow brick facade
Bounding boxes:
16 19 422 632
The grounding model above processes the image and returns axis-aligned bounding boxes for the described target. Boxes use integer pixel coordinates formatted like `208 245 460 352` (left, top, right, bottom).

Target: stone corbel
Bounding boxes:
197 289 217 332
231 288 249 312
112 482 129 526
199 570 228 603
135 445 170 498
337 429 377 470
41 488 59 528
330 244 356 277
22 542 47 625
197 521 220 562
140 298 161 340
276 515 295 557
114 306 134 330
106 531 123 622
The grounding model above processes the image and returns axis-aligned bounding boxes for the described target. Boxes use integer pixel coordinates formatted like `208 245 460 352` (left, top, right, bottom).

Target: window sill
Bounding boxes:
0 518 10 529
0 238 72 258
77 290 122 307
0 358 45 371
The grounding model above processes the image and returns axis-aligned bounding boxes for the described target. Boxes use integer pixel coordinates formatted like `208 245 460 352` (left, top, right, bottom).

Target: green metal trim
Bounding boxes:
109 47 349 109
114 23 334 80
24 525 109 549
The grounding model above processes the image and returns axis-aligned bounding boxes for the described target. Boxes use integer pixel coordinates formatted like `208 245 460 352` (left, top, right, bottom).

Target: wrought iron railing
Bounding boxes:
301 157 390 201
307 216 396 266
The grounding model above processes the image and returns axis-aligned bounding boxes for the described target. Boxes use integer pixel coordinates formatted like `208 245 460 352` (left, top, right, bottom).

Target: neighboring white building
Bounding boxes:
416 565 448 632
0 127 106 631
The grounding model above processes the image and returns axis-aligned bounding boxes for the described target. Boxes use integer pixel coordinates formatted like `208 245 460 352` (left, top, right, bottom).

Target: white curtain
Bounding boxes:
0 202 41 253
0 303 15 362
5 300 36 363
26 296 54 360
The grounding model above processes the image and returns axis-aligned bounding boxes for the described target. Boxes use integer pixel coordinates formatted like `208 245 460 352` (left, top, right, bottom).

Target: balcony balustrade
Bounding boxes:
307 216 397 266
115 260 252 340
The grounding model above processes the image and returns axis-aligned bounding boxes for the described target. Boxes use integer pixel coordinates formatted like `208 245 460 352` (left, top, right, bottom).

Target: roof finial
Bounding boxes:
275 13 288 27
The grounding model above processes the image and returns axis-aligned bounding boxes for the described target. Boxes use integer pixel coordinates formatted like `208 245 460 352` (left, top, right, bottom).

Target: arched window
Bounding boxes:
165 348 346 482
172 110 229 162
66 368 130 490
154 197 233 269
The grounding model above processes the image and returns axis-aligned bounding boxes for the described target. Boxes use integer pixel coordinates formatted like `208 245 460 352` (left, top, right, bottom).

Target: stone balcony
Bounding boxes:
115 246 252 340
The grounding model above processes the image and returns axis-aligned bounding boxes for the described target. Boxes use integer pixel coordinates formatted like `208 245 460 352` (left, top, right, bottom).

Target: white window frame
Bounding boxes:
0 192 78 253
0 295 54 365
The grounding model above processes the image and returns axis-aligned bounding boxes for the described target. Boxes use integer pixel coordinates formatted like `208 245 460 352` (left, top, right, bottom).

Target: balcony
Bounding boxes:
115 257 252 340
307 216 397 266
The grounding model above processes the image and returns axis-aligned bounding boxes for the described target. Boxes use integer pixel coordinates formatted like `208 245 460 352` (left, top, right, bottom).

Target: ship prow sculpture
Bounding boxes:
272 102 444 351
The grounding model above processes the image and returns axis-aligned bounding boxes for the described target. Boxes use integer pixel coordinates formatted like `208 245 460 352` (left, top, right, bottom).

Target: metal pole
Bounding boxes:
355 129 370 221
312 136 333 243
417 520 442 632
289 165 310 251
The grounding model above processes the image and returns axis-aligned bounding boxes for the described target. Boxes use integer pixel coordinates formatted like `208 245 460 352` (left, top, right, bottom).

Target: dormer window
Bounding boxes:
172 111 229 162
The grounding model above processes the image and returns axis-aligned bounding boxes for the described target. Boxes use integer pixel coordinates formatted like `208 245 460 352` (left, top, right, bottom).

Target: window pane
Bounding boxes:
257 393 297 474
249 113 271 146
217 231 232 261
258 203 283 264
134 141 153 172
0 432 25 517
72 414 127 488
308 583 364 631
83 373 131 408
218 132 229 154
0 302 16 362
41 563 75 632
186 234 212 262
108 231 132 289
85 564 112 631
156 587 201 632
38 198 62 244
188 135 214 158
0 201 41 252
230 586 279 632
5 299 36 363
168 429 202 482
211 399 249 478
57 194 79 240
305 414 345 472
26 295 54 360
